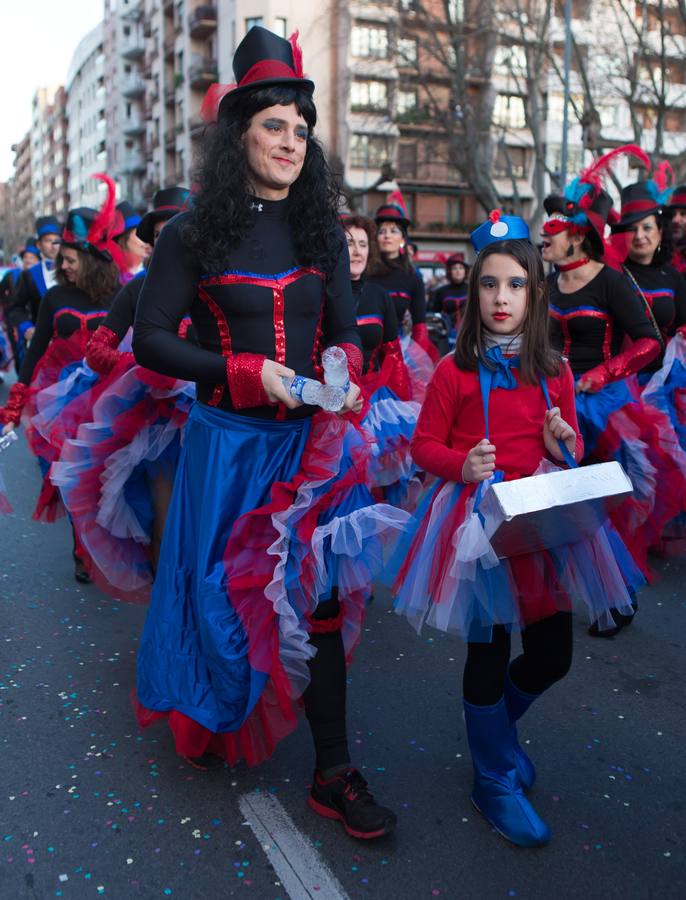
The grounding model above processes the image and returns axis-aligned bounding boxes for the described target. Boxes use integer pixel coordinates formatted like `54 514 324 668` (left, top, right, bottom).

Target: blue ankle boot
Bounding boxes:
503 670 539 790
463 698 551 847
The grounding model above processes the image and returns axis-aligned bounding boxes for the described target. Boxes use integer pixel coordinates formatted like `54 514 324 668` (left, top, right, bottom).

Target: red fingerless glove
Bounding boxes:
338 342 363 386
677 325 686 340
86 326 133 374
378 338 412 401
0 382 29 426
411 322 440 364
226 353 270 409
580 337 660 391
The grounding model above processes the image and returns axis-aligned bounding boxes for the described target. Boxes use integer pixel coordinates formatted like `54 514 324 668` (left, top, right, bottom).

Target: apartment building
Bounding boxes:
30 87 69 222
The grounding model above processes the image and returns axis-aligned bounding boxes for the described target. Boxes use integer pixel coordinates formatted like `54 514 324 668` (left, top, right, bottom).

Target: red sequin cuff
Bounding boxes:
581 337 660 390
411 322 440 364
0 382 29 426
338 342 363 385
86 326 124 374
226 353 270 409
380 338 412 401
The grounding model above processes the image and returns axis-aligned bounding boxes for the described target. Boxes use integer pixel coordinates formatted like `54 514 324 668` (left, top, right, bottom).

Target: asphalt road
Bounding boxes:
1 414 685 900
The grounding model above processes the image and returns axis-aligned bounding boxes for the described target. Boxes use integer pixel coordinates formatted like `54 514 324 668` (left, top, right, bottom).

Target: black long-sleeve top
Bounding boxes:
103 275 144 340
17 284 112 385
548 266 657 376
368 263 426 326
429 282 468 320
624 259 686 371
133 201 361 420
353 278 398 373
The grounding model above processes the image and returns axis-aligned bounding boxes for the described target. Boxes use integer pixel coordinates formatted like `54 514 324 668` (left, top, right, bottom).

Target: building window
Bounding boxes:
273 17 287 37
397 141 417 177
351 26 388 59
351 80 388 111
493 94 526 129
493 145 528 179
397 90 418 115
397 38 418 66
246 17 263 33
349 134 391 168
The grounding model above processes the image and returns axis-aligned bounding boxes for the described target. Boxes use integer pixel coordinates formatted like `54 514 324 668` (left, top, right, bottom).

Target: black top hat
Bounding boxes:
137 187 190 244
62 208 113 262
214 26 314 119
113 201 142 238
446 252 468 267
374 203 411 230
544 188 613 255
35 215 61 238
612 181 664 232
668 184 686 211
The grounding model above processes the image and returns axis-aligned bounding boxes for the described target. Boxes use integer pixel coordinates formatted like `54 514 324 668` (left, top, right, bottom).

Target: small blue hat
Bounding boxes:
470 210 530 254
35 216 61 238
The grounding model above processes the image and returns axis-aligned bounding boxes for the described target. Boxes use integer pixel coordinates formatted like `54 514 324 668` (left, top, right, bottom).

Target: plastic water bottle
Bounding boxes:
281 375 346 412
322 346 350 392
0 430 18 453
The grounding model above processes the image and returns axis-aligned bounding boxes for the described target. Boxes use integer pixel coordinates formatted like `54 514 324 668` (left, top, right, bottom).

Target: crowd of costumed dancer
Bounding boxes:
3 25 686 849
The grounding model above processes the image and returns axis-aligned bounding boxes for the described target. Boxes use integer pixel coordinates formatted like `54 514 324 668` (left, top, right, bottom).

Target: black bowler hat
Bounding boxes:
113 201 142 237
35 215 61 238
202 27 314 122
137 187 190 244
667 184 686 212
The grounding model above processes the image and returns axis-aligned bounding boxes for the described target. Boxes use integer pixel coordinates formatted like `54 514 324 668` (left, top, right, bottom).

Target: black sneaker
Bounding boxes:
308 767 396 839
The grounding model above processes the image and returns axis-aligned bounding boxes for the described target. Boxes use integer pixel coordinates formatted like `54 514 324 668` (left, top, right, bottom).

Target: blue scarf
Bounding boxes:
483 344 520 390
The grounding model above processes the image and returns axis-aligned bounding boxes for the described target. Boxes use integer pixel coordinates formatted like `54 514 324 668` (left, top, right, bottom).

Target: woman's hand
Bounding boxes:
340 382 363 415
543 407 577 461
462 438 496 483
2 423 16 437
260 359 301 408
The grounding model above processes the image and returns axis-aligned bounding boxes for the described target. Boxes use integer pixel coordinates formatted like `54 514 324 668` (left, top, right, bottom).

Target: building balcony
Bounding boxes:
189 56 218 90
122 75 145 99
164 126 177 149
123 114 146 137
120 151 146 174
165 86 176 107
121 33 145 60
163 0 174 17
164 35 176 61
189 5 218 39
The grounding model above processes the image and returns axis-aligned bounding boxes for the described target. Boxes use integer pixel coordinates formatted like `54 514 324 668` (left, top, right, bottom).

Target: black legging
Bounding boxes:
463 612 573 705
303 596 351 773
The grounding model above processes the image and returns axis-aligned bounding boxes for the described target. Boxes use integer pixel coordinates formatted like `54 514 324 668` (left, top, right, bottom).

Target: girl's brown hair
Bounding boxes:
343 214 383 277
454 239 561 384
369 218 412 276
56 249 121 307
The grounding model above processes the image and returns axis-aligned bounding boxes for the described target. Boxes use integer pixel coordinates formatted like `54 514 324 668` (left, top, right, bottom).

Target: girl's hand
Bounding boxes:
462 438 497 483
261 359 301 408
543 407 577 461
340 382 363 415
2 423 16 437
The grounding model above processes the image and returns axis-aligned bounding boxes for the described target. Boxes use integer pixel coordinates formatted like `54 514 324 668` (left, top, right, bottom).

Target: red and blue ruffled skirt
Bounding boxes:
386 461 642 642
51 365 194 602
575 376 686 577
360 385 420 508
639 337 686 556
134 403 409 767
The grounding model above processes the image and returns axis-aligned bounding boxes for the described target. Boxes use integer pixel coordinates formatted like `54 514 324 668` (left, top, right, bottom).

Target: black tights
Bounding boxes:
463 612 573 706
303 597 350 773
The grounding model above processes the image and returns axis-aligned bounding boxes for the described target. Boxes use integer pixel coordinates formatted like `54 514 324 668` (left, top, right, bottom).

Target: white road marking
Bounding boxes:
239 791 351 900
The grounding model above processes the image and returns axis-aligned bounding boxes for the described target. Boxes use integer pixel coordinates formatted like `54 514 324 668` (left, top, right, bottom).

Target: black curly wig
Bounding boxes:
181 85 343 275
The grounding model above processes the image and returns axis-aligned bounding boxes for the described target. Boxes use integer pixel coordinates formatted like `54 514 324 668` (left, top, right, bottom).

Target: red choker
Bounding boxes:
558 257 591 271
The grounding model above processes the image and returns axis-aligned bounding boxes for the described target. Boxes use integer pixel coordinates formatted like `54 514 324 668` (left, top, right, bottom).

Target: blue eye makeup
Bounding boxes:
510 278 528 289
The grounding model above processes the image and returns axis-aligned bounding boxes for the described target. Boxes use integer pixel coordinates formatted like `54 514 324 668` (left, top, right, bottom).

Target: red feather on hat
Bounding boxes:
88 174 118 246
387 190 409 218
288 31 305 78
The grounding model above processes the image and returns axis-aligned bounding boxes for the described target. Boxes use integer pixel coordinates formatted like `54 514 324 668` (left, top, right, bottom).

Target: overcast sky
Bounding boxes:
0 1 104 181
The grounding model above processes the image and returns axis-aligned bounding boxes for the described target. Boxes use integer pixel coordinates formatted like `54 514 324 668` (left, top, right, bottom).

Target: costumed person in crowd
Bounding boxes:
131 27 404 839
6 217 62 371
542 147 683 634
343 213 418 505
667 183 686 273
113 200 148 282
387 212 641 848
369 193 440 393
0 181 123 581
430 251 470 347
613 172 686 558
1 239 42 376
52 186 193 600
